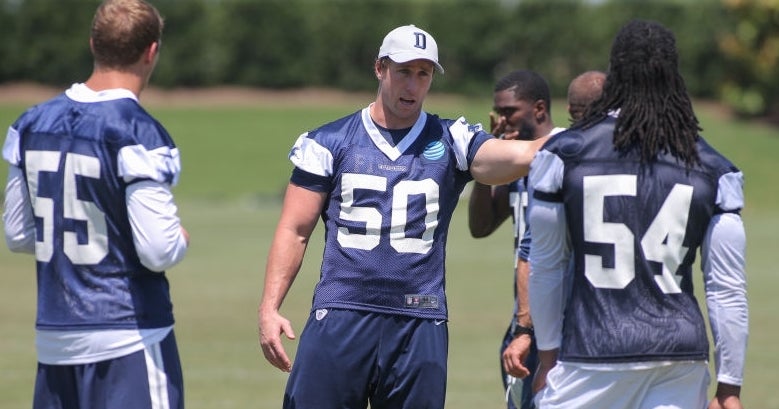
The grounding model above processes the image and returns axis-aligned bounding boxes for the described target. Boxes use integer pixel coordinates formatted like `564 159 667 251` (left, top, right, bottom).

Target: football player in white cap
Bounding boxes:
259 24 548 409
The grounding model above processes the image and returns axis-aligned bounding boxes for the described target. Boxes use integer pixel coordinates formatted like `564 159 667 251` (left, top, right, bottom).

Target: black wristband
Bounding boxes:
511 324 534 337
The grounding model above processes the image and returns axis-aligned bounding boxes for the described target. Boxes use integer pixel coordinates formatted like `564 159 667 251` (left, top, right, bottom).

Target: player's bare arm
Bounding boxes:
470 136 548 185
515 260 533 329
468 109 513 237
468 182 510 238
259 183 325 372
502 259 533 378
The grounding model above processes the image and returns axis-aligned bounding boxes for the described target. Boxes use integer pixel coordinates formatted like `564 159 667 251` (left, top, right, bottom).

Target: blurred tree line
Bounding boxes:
0 0 777 118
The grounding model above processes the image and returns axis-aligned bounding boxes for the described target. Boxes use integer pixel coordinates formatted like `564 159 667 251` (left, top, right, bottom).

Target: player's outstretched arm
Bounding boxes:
259 183 325 372
470 136 548 186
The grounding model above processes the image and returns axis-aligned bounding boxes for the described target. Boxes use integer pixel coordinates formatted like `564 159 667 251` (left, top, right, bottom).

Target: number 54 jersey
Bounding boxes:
530 114 745 363
289 106 492 320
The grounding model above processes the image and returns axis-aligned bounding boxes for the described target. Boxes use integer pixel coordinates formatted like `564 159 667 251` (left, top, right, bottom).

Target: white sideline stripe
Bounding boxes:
144 342 170 409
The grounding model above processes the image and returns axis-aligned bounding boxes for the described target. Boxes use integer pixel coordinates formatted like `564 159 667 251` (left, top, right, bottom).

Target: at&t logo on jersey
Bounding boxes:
422 140 446 163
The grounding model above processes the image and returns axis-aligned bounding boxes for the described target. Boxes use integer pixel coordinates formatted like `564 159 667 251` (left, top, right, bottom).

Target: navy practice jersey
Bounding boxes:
6 88 180 330
289 107 491 320
531 114 743 363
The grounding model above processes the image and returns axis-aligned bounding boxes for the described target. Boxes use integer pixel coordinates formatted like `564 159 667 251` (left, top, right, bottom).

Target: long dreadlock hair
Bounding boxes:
578 19 701 167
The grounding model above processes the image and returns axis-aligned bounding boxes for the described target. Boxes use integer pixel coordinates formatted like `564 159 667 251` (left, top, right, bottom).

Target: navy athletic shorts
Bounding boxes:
284 308 448 409
33 330 183 409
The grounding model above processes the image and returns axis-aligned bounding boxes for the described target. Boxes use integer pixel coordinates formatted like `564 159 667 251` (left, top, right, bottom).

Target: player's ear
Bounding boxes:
534 99 547 121
147 41 160 62
374 59 383 80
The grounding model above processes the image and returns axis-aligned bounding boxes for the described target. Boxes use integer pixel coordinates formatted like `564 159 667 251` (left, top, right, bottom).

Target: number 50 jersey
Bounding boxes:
289 106 492 320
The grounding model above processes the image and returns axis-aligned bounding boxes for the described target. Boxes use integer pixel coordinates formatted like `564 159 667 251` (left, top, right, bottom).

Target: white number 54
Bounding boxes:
583 174 692 294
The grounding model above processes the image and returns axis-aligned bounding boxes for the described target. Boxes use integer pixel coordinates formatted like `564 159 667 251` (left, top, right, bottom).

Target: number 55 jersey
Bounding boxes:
3 84 183 335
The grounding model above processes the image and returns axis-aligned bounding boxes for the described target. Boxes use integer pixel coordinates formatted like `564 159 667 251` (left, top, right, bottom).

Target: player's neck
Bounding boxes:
85 68 147 99
536 121 557 139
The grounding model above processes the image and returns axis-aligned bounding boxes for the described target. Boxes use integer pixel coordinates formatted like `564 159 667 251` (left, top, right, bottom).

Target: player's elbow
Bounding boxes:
5 232 35 254
138 246 186 272
468 215 500 238
139 254 169 272
469 225 492 238
137 234 188 272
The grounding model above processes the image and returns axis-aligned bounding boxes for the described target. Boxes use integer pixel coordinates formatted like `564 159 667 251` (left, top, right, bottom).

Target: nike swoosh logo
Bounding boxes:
434 320 446 326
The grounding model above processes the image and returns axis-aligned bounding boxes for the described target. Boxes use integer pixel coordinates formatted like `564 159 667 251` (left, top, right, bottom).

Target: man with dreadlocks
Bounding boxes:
526 19 747 409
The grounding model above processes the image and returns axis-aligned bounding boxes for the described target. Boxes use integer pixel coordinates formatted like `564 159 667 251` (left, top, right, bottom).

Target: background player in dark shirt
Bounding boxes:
468 69 564 409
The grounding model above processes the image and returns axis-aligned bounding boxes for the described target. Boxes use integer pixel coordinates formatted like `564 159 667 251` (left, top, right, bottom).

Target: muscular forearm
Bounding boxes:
260 183 323 314
468 182 494 236
260 228 307 314
471 137 548 185
516 259 532 327
468 182 500 237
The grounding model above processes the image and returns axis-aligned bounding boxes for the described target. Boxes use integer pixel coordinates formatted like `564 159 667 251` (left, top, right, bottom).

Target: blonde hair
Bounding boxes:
90 0 163 68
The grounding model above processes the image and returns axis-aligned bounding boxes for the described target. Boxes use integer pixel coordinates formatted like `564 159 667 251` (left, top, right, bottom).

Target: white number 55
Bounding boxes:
25 150 108 265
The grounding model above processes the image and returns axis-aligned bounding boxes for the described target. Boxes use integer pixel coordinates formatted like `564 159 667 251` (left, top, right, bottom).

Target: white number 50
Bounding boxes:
583 174 692 294
25 150 108 265
337 173 439 254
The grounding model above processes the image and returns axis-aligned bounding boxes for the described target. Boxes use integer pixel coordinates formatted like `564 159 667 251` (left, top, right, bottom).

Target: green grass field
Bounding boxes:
0 93 777 408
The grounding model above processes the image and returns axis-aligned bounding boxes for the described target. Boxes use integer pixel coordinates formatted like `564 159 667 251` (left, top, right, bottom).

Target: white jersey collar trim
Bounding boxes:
361 104 427 161
65 83 139 103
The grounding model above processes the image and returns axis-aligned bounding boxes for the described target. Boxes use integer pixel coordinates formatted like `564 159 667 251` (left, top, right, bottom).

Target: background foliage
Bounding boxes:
0 0 778 118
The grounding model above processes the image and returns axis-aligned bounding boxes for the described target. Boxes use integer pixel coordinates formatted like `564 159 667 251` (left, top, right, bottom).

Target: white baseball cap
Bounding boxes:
377 25 444 73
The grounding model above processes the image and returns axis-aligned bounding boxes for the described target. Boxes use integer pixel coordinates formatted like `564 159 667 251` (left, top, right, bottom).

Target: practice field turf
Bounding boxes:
0 94 777 408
